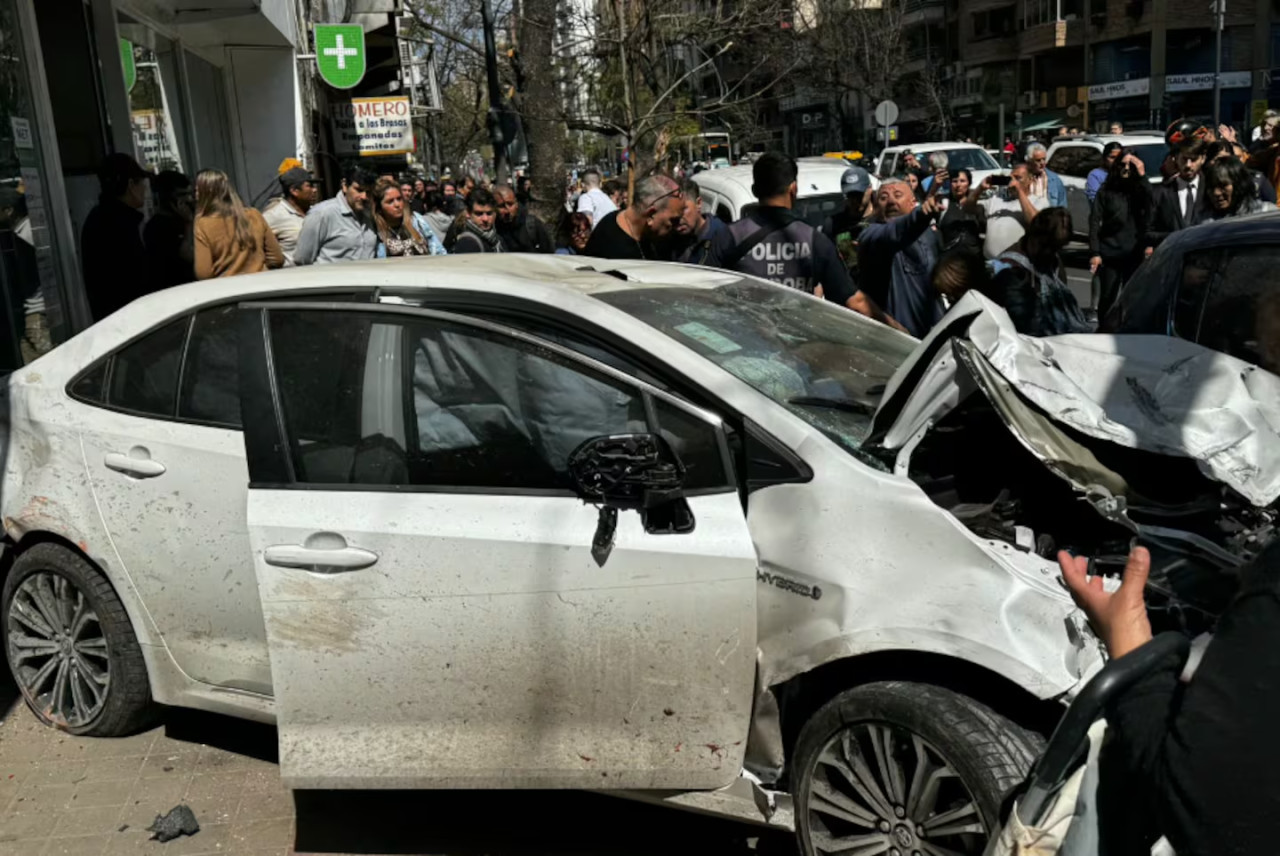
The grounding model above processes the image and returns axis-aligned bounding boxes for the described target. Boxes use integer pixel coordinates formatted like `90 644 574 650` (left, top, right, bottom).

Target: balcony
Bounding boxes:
902 0 945 27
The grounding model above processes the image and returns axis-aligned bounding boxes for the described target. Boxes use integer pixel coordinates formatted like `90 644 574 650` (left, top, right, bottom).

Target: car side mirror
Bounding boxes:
568 433 694 566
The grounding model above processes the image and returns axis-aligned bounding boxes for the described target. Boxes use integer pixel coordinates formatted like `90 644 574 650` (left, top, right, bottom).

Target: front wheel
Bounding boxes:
793 681 1043 856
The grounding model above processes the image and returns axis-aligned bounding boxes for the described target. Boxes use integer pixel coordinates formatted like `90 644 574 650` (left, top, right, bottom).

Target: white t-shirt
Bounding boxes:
981 192 1048 259
577 187 617 229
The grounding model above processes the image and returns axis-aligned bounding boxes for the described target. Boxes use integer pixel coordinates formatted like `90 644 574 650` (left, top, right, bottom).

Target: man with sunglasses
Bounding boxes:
583 175 684 260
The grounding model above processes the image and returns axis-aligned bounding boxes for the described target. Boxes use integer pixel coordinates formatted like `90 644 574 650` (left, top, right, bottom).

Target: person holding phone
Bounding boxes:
961 164 1046 259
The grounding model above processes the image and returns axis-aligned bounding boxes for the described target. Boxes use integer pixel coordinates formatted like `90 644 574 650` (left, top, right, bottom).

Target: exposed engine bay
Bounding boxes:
867 294 1280 637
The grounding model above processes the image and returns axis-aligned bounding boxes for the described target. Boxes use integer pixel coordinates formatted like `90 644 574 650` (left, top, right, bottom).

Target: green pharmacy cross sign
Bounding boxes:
314 24 366 89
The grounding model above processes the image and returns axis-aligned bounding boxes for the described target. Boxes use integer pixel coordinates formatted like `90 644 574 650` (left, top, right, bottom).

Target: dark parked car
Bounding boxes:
1102 210 1280 374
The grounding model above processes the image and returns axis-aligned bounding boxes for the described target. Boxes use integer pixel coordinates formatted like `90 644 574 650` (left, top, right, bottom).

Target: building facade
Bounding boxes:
1 0 408 374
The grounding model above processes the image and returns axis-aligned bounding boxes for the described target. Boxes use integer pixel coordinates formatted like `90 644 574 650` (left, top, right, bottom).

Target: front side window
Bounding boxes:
267 310 724 491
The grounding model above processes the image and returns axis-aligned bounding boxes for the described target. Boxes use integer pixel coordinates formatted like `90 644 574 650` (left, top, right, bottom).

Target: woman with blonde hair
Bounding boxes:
372 177 446 257
194 169 284 279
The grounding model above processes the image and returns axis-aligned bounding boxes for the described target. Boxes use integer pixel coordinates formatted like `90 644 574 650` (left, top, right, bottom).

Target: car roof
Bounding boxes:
692 160 849 198
883 142 986 152
1049 133 1165 147
1152 209 1280 254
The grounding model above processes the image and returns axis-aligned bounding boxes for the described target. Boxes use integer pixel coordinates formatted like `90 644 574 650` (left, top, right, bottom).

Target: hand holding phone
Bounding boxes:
988 175 1012 187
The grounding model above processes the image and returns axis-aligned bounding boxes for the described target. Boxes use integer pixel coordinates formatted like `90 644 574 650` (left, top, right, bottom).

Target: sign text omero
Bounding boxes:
330 96 414 157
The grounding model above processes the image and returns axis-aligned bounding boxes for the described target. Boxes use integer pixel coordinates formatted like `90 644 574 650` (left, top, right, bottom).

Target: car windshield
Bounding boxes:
925 148 1000 171
595 280 916 467
744 193 845 228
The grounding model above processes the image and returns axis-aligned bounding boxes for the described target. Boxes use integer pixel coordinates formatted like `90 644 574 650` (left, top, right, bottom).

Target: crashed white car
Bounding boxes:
3 257 1270 855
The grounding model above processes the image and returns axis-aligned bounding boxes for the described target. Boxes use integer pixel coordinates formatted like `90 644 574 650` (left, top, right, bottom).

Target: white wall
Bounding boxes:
225 47 298 207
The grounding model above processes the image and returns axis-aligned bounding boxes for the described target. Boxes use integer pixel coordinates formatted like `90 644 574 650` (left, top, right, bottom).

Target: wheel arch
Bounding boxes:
2 529 160 649
770 648 1064 787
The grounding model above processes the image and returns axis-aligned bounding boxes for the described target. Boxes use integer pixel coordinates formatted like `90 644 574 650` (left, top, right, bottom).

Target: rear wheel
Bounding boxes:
2 543 155 735
793 681 1042 856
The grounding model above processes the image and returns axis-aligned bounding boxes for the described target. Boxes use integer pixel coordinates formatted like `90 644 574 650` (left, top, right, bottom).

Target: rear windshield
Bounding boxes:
744 193 845 228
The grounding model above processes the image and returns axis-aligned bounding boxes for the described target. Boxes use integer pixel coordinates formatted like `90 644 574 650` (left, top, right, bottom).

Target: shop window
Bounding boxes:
0 0 72 372
118 14 189 174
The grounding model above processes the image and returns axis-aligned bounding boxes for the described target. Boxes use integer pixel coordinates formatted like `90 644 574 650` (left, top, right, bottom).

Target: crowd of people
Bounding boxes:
79 116 1280 340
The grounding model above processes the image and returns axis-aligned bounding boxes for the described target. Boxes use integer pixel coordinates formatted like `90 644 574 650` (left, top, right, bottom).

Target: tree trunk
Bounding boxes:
517 0 564 225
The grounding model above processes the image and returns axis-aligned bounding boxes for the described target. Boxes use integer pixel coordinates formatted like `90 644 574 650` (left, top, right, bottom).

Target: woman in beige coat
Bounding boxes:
194 169 284 279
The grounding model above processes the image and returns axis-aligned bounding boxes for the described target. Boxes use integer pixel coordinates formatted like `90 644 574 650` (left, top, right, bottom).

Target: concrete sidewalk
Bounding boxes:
1 675 788 856
0 685 290 856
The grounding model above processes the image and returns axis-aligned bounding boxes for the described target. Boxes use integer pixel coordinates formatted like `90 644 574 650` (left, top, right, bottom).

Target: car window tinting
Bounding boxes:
268 310 666 490
179 306 241 427
1195 245 1280 373
654 398 727 490
1172 249 1220 339
70 362 108 404
107 317 188 417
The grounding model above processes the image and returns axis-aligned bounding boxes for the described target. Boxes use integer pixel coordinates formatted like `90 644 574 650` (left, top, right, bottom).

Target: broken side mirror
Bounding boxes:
567 433 695 566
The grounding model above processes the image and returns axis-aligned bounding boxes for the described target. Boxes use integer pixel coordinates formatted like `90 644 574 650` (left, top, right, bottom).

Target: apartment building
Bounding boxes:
950 0 1273 143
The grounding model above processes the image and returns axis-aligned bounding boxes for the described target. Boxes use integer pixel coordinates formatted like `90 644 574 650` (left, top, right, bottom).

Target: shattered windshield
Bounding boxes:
596 281 916 464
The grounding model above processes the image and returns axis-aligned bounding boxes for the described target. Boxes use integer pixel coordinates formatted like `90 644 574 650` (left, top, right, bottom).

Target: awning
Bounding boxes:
1019 117 1065 132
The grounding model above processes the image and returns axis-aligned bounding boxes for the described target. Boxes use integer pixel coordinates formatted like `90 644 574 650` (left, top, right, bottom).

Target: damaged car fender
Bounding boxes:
744 430 1103 779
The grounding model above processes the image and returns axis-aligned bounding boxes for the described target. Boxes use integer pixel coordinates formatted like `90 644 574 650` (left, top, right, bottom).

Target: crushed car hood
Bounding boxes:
869 292 1280 508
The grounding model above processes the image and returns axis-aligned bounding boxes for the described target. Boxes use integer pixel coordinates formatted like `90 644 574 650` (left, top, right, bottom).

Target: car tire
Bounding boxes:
793 681 1043 856
2 543 155 736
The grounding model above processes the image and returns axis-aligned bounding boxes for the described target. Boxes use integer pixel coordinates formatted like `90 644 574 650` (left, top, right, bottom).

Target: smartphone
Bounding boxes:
988 175 1013 186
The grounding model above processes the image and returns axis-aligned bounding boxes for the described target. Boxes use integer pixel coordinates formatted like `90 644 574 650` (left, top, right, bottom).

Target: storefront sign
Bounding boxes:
331 97 414 157
1165 71 1251 92
10 116 32 149
315 24 366 89
130 109 183 172
1087 78 1150 101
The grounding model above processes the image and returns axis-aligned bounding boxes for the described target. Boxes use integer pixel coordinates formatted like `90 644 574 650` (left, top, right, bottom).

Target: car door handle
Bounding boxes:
103 452 166 478
263 544 379 573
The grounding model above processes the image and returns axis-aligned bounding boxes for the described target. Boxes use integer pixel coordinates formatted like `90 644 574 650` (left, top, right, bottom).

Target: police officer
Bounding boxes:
706 153 899 329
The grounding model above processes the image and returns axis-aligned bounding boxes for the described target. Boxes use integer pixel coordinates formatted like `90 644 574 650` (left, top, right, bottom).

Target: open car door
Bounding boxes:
236 300 759 790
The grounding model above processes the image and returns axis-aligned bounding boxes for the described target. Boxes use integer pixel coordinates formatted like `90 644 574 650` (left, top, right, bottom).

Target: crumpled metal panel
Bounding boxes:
876 292 1280 507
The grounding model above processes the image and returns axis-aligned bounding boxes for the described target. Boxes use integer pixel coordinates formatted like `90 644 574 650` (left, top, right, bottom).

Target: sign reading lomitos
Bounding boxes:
315 24 366 89
331 97 413 157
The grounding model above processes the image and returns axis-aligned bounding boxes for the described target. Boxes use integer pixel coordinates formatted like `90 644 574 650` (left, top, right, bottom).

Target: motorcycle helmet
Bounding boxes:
1166 118 1211 149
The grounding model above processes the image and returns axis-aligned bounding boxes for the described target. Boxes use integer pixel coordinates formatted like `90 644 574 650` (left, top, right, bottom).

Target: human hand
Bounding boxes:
980 176 992 192
1058 547 1154 659
1125 154 1145 175
1219 124 1238 144
1090 255 1102 274
929 169 949 196
921 195 942 217
1145 246 1154 258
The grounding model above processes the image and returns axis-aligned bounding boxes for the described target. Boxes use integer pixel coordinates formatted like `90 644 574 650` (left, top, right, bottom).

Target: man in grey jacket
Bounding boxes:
294 166 378 265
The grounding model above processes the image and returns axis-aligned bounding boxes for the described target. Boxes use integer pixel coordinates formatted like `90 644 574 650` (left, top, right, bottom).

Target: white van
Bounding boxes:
691 160 852 226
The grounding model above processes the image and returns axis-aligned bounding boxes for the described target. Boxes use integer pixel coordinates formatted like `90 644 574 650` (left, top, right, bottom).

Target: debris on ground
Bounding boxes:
146 805 200 842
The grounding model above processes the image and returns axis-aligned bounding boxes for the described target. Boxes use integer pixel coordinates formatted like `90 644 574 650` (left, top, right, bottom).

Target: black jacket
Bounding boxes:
1147 175 1208 248
81 197 150 321
1089 181 1152 259
497 210 554 253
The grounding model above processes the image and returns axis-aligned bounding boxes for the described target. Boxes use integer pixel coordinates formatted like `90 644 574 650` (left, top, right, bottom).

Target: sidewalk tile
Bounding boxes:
0 809 59 840
228 819 293 852
231 789 292 824
69 780 133 810
0 838 48 856
51 807 125 838
138 755 197 782
80 758 145 784
44 835 110 856
117 780 190 829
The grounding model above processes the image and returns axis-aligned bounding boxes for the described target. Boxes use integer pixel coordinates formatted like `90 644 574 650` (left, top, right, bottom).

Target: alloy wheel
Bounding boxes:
6 571 110 728
806 722 988 856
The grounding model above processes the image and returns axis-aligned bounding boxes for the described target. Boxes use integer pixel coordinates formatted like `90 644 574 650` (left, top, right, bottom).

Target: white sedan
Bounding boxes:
13 254 1256 855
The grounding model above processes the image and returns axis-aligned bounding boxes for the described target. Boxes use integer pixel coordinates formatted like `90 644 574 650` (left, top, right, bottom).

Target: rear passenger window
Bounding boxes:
179 306 241 427
107 318 188 417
